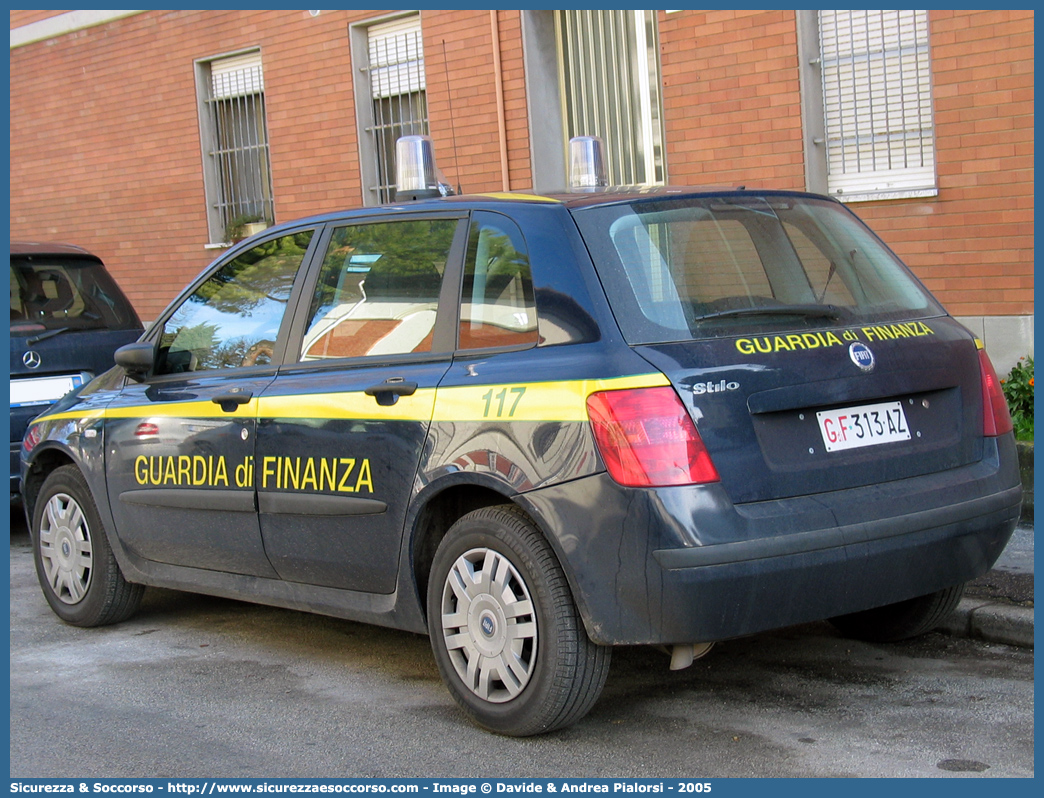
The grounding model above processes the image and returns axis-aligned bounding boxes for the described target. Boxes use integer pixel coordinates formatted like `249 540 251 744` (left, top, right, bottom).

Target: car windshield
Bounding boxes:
573 194 944 345
10 256 139 334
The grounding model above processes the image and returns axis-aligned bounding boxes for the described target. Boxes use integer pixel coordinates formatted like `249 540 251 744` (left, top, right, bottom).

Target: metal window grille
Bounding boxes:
365 17 428 204
202 52 275 241
819 10 936 199
555 10 666 186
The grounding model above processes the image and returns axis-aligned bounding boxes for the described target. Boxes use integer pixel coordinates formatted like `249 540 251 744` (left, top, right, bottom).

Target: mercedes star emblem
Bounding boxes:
22 350 42 369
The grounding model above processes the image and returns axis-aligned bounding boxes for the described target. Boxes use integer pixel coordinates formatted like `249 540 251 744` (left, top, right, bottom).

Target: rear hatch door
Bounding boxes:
634 315 982 503
570 191 986 504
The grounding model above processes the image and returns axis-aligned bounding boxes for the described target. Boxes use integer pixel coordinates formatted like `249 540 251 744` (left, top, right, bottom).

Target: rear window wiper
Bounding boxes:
691 304 847 323
26 326 70 345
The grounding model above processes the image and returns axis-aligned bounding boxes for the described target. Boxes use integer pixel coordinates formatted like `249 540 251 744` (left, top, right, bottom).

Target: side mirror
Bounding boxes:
115 342 155 382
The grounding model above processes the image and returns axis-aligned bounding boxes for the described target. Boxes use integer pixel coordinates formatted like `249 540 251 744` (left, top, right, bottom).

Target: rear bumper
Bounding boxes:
520 435 1022 645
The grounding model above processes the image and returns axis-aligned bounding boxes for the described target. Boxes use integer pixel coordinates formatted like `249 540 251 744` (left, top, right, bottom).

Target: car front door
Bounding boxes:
254 214 467 593
105 228 318 576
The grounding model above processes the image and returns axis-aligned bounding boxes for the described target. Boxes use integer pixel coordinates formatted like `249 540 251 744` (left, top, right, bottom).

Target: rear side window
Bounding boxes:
459 212 538 350
574 195 942 344
10 256 139 333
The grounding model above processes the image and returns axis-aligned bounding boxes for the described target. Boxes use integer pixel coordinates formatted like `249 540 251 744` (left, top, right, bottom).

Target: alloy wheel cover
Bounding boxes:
440 547 538 703
39 492 94 604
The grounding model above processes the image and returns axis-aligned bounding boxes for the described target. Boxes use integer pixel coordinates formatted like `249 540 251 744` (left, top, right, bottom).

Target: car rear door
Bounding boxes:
253 213 468 593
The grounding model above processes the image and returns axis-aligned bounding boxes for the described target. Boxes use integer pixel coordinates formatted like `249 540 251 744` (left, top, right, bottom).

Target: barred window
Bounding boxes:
817 10 937 201
353 15 429 205
196 51 275 244
555 10 666 186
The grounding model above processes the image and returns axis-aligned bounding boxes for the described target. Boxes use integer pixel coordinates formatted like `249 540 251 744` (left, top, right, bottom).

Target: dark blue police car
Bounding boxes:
20 137 1021 736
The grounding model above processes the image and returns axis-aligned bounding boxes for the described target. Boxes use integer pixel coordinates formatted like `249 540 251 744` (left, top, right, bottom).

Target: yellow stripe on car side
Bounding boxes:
30 373 669 426
32 399 261 424
256 390 437 422
430 373 670 422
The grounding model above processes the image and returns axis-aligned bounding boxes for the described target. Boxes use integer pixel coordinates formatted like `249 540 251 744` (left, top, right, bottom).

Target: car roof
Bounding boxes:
10 241 101 259
255 186 833 237
392 185 824 209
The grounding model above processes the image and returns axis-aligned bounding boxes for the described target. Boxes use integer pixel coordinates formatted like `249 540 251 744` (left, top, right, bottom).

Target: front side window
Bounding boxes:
300 218 457 361
196 50 275 243
157 231 313 374
574 195 943 344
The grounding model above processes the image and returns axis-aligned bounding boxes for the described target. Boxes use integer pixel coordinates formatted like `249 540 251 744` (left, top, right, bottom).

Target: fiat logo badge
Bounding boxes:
849 342 875 372
22 350 42 369
480 613 496 638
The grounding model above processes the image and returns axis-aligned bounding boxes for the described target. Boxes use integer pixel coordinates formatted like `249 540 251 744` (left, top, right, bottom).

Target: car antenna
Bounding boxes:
441 39 463 195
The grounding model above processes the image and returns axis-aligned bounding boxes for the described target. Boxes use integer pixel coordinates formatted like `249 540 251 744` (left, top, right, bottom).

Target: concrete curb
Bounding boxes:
940 598 1034 648
1016 441 1033 522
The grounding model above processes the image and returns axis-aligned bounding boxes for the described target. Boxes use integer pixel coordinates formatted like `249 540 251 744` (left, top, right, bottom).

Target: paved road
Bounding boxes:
8 507 1034 778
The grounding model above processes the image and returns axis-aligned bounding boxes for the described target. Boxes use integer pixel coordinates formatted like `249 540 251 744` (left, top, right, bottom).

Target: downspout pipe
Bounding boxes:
490 10 510 191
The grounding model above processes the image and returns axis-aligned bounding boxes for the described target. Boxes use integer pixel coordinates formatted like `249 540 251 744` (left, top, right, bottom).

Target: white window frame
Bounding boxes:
799 10 938 203
195 49 275 245
350 13 429 206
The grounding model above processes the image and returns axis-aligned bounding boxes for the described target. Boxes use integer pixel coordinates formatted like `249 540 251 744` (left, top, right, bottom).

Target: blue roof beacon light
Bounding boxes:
568 135 609 190
394 135 454 201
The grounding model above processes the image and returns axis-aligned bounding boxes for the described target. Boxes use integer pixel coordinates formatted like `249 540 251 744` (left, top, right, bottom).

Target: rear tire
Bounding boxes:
32 465 144 627
829 584 965 643
427 505 610 736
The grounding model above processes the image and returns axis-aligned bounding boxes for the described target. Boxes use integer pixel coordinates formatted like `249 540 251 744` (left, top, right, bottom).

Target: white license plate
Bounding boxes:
10 374 83 408
817 401 911 452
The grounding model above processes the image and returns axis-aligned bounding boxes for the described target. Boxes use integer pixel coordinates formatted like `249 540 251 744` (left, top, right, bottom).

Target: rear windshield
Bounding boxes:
10 256 140 333
573 194 944 344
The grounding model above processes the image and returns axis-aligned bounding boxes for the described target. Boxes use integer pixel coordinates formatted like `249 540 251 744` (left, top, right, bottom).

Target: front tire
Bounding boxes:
427 505 610 736
829 584 965 643
32 465 144 627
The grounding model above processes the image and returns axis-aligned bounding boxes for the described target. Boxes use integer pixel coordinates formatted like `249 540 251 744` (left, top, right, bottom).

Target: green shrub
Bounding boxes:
1001 356 1034 442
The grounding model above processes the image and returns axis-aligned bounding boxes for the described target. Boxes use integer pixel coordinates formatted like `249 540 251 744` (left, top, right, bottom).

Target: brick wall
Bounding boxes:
10 9 1033 332
857 9 1034 320
657 9 1033 322
9 9 527 321
421 10 508 194
9 10 65 28
11 10 373 320
417 10 531 193
659 10 805 189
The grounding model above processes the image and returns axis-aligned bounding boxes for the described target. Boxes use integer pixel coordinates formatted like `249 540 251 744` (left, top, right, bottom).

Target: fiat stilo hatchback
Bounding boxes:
20 138 1020 736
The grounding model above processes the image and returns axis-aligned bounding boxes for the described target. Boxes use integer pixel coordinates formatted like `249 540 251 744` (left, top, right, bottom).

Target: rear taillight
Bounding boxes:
586 386 720 487
979 348 1014 437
